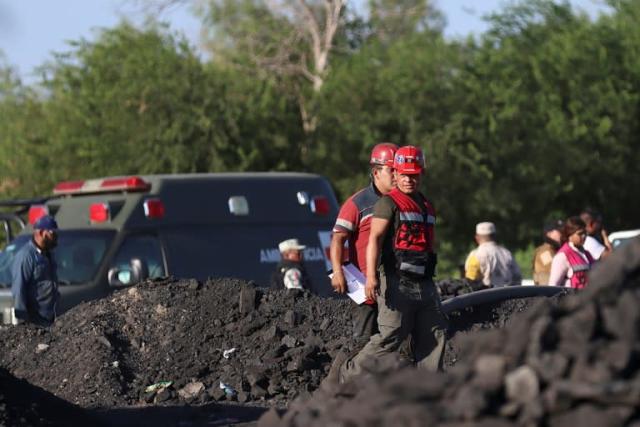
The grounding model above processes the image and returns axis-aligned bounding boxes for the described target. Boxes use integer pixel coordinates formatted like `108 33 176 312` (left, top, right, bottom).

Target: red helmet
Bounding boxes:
370 143 399 167
393 145 425 174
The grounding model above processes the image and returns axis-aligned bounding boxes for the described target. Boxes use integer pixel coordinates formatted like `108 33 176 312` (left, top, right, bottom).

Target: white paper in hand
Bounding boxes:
328 263 367 305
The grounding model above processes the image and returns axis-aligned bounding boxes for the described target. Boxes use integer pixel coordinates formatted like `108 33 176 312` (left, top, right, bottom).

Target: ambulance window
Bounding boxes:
111 235 165 279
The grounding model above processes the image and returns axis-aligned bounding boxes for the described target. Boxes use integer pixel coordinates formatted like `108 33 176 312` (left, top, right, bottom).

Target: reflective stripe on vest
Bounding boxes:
400 262 426 275
386 188 437 283
399 212 424 222
572 264 590 272
558 243 593 289
399 212 436 224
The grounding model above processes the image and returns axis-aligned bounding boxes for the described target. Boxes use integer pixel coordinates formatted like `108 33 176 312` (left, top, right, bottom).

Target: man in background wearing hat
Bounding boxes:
11 215 61 327
464 221 522 287
270 238 311 290
532 219 564 285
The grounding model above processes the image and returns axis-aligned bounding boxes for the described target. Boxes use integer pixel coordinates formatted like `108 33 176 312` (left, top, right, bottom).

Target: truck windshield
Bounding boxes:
0 230 115 287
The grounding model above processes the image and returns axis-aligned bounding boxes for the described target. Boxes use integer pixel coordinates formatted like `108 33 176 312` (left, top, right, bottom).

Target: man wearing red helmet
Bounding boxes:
330 142 398 340
340 145 447 381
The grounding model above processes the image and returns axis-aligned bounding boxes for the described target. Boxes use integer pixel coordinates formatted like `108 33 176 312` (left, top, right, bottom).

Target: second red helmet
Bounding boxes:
394 145 425 174
370 143 399 167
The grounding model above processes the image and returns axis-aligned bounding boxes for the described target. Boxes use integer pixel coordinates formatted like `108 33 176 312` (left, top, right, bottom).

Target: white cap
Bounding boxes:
278 238 306 253
476 222 496 236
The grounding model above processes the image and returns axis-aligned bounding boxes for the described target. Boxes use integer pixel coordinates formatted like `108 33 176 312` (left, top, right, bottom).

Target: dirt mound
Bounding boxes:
444 296 549 368
0 367 94 427
0 278 361 408
0 274 560 422
263 238 640 426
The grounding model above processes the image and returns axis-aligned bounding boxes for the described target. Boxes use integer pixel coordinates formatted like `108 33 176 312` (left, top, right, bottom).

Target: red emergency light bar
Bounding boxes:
53 176 151 195
89 203 110 223
143 198 165 219
310 196 330 216
28 205 49 225
100 176 150 191
53 180 85 194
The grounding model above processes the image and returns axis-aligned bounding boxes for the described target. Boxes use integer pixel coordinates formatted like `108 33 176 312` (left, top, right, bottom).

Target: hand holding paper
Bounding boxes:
328 263 367 305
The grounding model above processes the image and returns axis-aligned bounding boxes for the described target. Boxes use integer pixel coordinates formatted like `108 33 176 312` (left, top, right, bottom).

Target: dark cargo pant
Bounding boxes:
340 270 447 381
353 302 379 341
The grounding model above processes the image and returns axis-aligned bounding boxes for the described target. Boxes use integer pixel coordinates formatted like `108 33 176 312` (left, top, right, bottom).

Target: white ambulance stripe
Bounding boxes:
427 215 436 224
399 212 424 222
400 263 425 275
334 218 354 231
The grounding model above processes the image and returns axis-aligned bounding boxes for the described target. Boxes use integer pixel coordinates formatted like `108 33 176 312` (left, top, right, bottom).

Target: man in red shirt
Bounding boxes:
340 145 447 382
330 142 398 340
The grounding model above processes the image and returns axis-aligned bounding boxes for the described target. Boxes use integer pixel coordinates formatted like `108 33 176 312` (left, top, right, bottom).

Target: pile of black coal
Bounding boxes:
436 278 487 300
0 273 569 417
444 296 549 368
262 238 640 426
0 278 361 408
0 366 94 427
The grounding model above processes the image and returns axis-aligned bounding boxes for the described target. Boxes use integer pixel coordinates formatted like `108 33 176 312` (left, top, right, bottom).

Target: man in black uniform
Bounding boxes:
270 238 311 290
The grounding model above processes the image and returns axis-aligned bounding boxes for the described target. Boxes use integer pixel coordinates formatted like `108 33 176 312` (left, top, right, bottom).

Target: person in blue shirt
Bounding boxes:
11 215 60 327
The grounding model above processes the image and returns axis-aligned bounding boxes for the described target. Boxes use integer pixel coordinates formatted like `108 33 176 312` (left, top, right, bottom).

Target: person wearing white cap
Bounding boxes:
270 238 311 290
464 222 522 287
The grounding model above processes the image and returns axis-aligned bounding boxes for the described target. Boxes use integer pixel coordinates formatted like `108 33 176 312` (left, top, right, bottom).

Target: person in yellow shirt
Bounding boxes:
464 222 522 287
464 253 482 283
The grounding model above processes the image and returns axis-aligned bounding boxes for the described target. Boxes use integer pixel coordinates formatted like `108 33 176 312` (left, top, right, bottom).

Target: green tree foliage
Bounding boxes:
0 61 50 197
196 0 348 138
315 0 640 270
367 0 444 42
1 1 640 274
0 23 303 197
42 23 244 179
439 0 640 261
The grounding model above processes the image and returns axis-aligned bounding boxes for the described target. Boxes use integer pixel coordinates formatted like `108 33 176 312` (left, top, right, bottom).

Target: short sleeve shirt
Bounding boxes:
533 243 556 285
372 195 397 272
583 236 605 260
373 194 396 221
332 184 380 274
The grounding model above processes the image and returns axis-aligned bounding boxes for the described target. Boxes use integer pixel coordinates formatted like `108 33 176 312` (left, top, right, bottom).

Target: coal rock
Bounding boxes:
0 367 95 426
239 284 257 315
281 335 298 349
504 365 539 403
209 387 226 402
267 238 640 426
0 278 358 408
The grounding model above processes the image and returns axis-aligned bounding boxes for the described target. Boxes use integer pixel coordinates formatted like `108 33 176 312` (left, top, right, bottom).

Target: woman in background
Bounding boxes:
548 216 594 289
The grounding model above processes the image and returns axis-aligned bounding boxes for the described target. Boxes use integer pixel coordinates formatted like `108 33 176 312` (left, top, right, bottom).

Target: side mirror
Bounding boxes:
108 258 149 287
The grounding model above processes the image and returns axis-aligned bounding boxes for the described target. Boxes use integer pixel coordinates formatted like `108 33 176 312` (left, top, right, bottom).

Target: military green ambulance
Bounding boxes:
0 173 338 323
